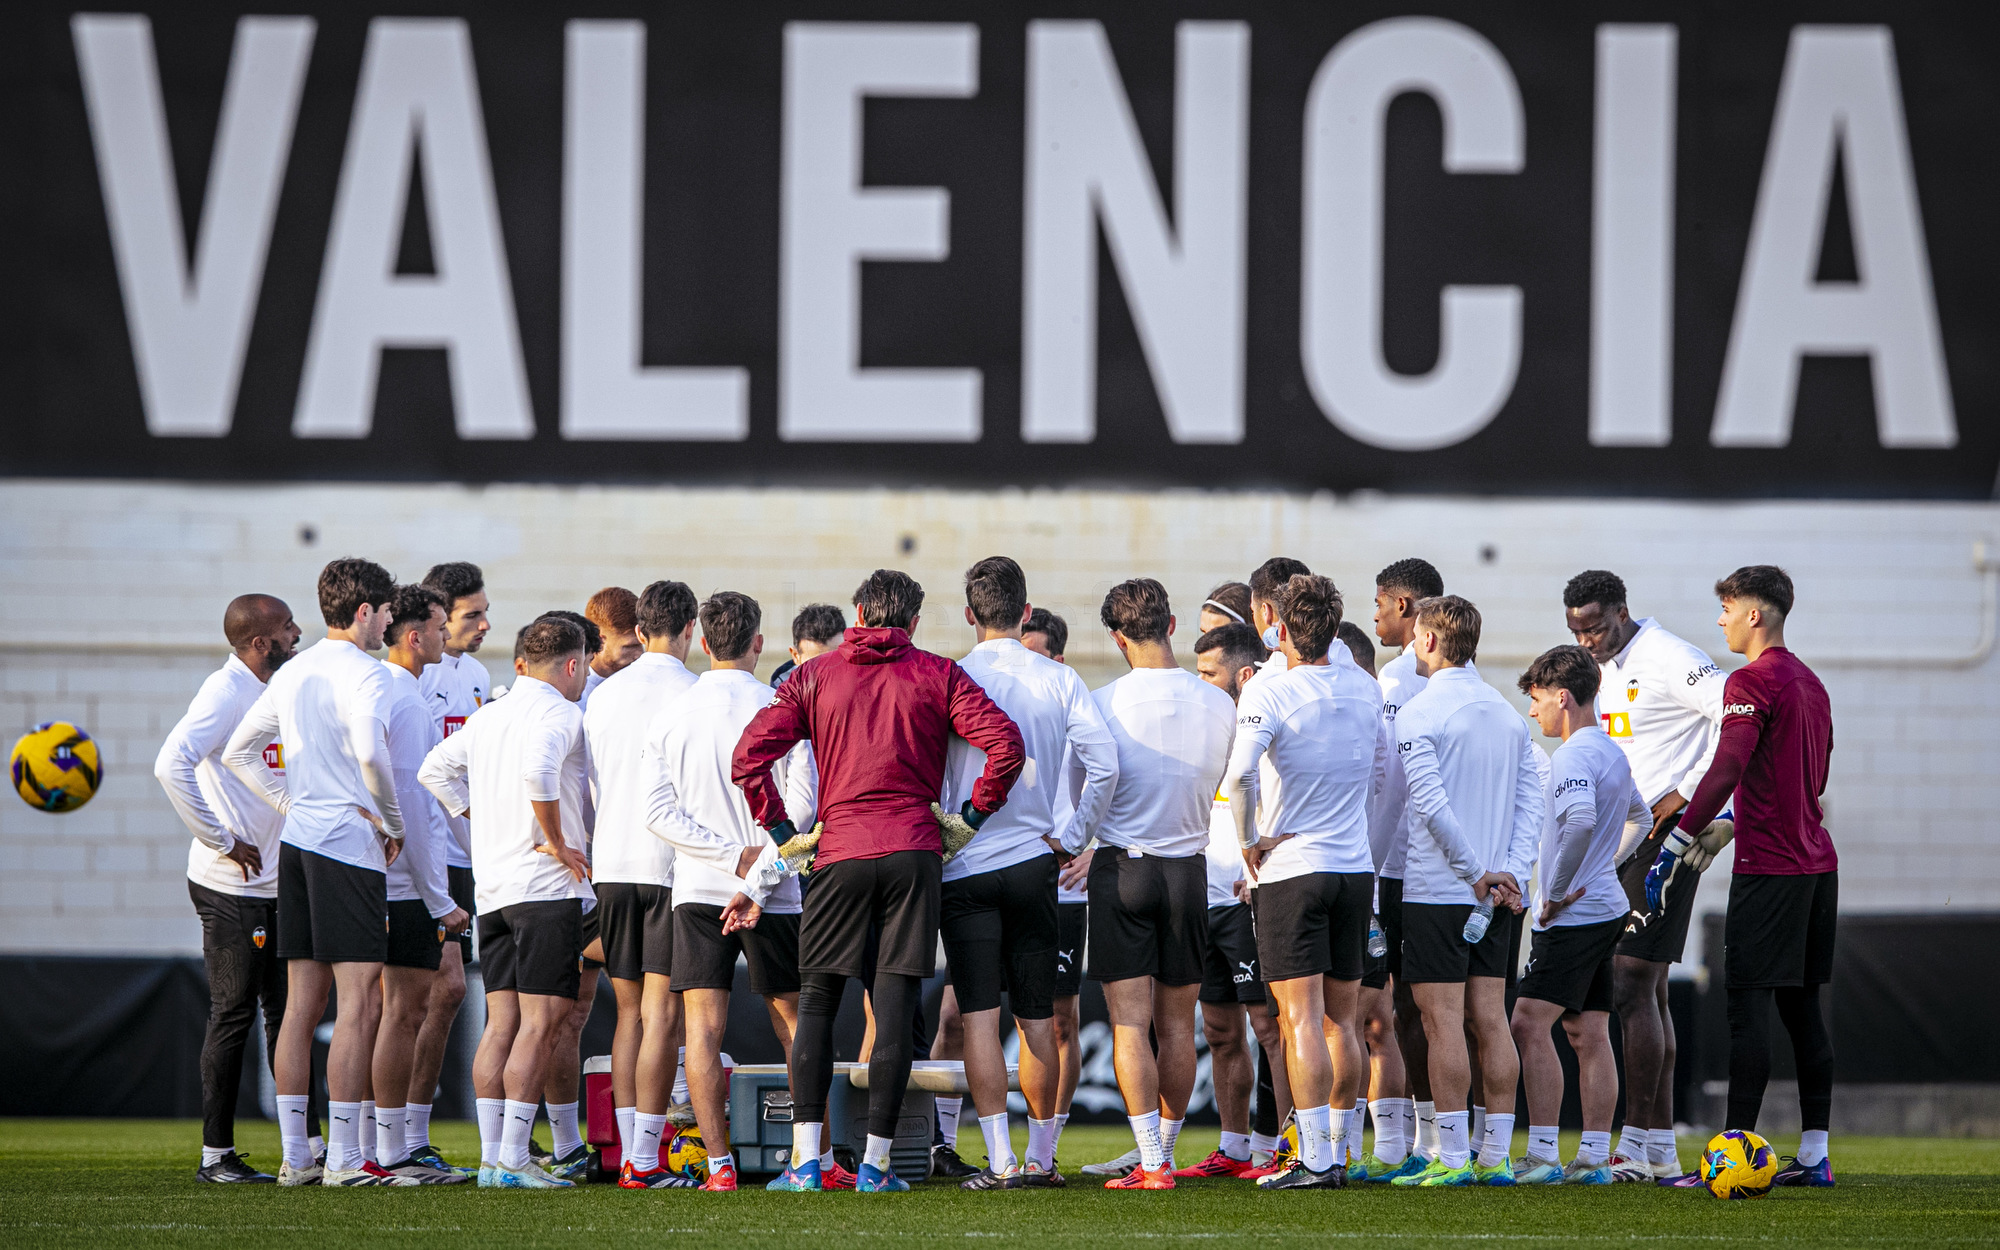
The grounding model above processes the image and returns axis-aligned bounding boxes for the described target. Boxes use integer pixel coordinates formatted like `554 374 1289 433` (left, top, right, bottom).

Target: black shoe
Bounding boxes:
932 1145 981 1179
1021 1162 1066 1188
962 1166 1024 1190
1258 1161 1346 1190
197 1151 276 1183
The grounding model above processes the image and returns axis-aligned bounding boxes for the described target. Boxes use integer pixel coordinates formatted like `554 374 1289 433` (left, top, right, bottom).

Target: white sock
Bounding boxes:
499 1099 537 1170
1577 1130 1612 1166
1798 1129 1829 1167
1298 1104 1335 1172
1218 1130 1250 1162
309 1133 325 1159
202 1144 232 1167
1160 1117 1184 1166
1414 1100 1439 1161
791 1122 822 1172
1648 1127 1681 1171
546 1100 582 1157
1527 1124 1560 1163
980 1112 1016 1172
631 1112 669 1171
1435 1110 1471 1169
326 1101 363 1172
1469 1104 1485 1155
1052 1112 1070 1158
1479 1112 1515 1167
1027 1117 1058 1170
1374 1097 1412 1163
277 1095 312 1168
376 1108 405 1163
358 1101 378 1164
477 1098 505 1166
819 1146 836 1170
673 1048 689 1105
863 1133 894 1172
406 1102 432 1153
1617 1123 1646 1161
936 1096 963 1144
615 1106 636 1158
711 1151 735 1176
1128 1111 1165 1170
1343 1100 1366 1164
1249 1131 1277 1160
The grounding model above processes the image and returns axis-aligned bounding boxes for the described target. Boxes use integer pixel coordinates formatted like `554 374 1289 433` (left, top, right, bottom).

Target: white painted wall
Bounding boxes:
3 479 1994 964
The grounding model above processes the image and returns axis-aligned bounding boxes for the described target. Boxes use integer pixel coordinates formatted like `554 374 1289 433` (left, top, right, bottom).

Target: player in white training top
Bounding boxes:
1389 595 1541 1188
1222 576 1391 1191
646 590 819 1192
407 561 491 1172
1563 569 1725 1180
1510 645 1653 1185
419 616 594 1190
583 580 700 1185
1366 558 1444 1178
157 593 302 1183
942 558 1118 1190
1087 579 1236 1190
223 558 408 1188
372 584 470 1183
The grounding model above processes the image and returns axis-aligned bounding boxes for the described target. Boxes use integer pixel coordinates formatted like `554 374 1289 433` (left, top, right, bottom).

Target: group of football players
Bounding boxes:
160 548 1839 1193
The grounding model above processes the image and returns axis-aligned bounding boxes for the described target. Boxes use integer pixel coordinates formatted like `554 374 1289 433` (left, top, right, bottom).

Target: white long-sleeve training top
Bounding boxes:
156 654 284 898
1535 726 1652 930
644 668 816 912
222 638 403 871
418 650 488 868
584 653 699 888
382 661 456 917
1594 617 1727 811
1222 646 1392 885
1373 648 1428 879
419 674 595 914
943 638 1119 878
1091 666 1237 859
1394 666 1543 906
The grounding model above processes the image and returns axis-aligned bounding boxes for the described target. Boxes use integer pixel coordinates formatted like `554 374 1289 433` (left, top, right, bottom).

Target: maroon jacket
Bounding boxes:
732 626 1026 866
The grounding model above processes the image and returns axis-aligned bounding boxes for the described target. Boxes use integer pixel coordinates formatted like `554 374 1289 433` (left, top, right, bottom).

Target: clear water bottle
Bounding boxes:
1463 897 1495 944
1367 914 1388 959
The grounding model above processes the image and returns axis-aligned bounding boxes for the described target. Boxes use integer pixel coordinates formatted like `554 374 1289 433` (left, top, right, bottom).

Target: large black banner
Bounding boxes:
2 2 1994 496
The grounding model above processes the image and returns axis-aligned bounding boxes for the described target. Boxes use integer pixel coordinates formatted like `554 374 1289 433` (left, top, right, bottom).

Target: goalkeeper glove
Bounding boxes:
1644 831 1692 916
773 822 822 877
930 802 987 863
1688 812 1735 872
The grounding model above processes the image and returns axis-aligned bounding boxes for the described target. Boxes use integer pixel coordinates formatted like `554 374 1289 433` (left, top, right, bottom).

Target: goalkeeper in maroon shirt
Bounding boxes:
1655 566 1837 1189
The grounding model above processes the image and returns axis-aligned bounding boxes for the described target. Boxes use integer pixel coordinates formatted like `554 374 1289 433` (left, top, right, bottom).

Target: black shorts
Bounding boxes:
595 882 674 981
1054 903 1087 998
801 850 942 979
1724 871 1838 989
579 903 604 969
478 899 583 998
275 843 387 963
1378 875 1405 983
447 866 475 957
1619 855 1701 963
1254 871 1373 983
1400 900 1518 984
1518 918 1625 1013
1199 904 1264 1004
673 903 802 996
385 899 444 971
942 855 1059 1019
1086 849 1207 986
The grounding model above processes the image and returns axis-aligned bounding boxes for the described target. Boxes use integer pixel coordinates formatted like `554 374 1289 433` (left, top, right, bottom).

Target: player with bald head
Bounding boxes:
158 594 303 1182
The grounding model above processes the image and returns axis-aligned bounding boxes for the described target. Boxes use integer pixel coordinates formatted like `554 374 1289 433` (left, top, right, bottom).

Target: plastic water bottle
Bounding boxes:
1367 914 1388 959
1463 897 1494 944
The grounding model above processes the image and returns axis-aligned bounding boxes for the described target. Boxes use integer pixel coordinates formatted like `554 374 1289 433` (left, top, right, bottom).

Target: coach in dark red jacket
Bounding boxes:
732 568 1024 1191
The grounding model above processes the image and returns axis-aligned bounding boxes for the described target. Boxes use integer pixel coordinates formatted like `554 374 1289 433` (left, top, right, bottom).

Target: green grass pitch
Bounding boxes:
4 1119 1998 1248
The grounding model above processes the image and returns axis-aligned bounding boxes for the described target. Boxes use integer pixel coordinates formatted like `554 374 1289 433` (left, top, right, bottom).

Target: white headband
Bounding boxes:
1202 598 1246 624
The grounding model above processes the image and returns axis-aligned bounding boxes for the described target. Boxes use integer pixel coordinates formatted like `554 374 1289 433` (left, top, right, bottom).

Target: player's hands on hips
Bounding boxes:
1538 886 1585 927
537 839 589 882
1651 789 1689 829
1058 851 1091 893
439 906 470 936
720 893 762 933
223 839 263 880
